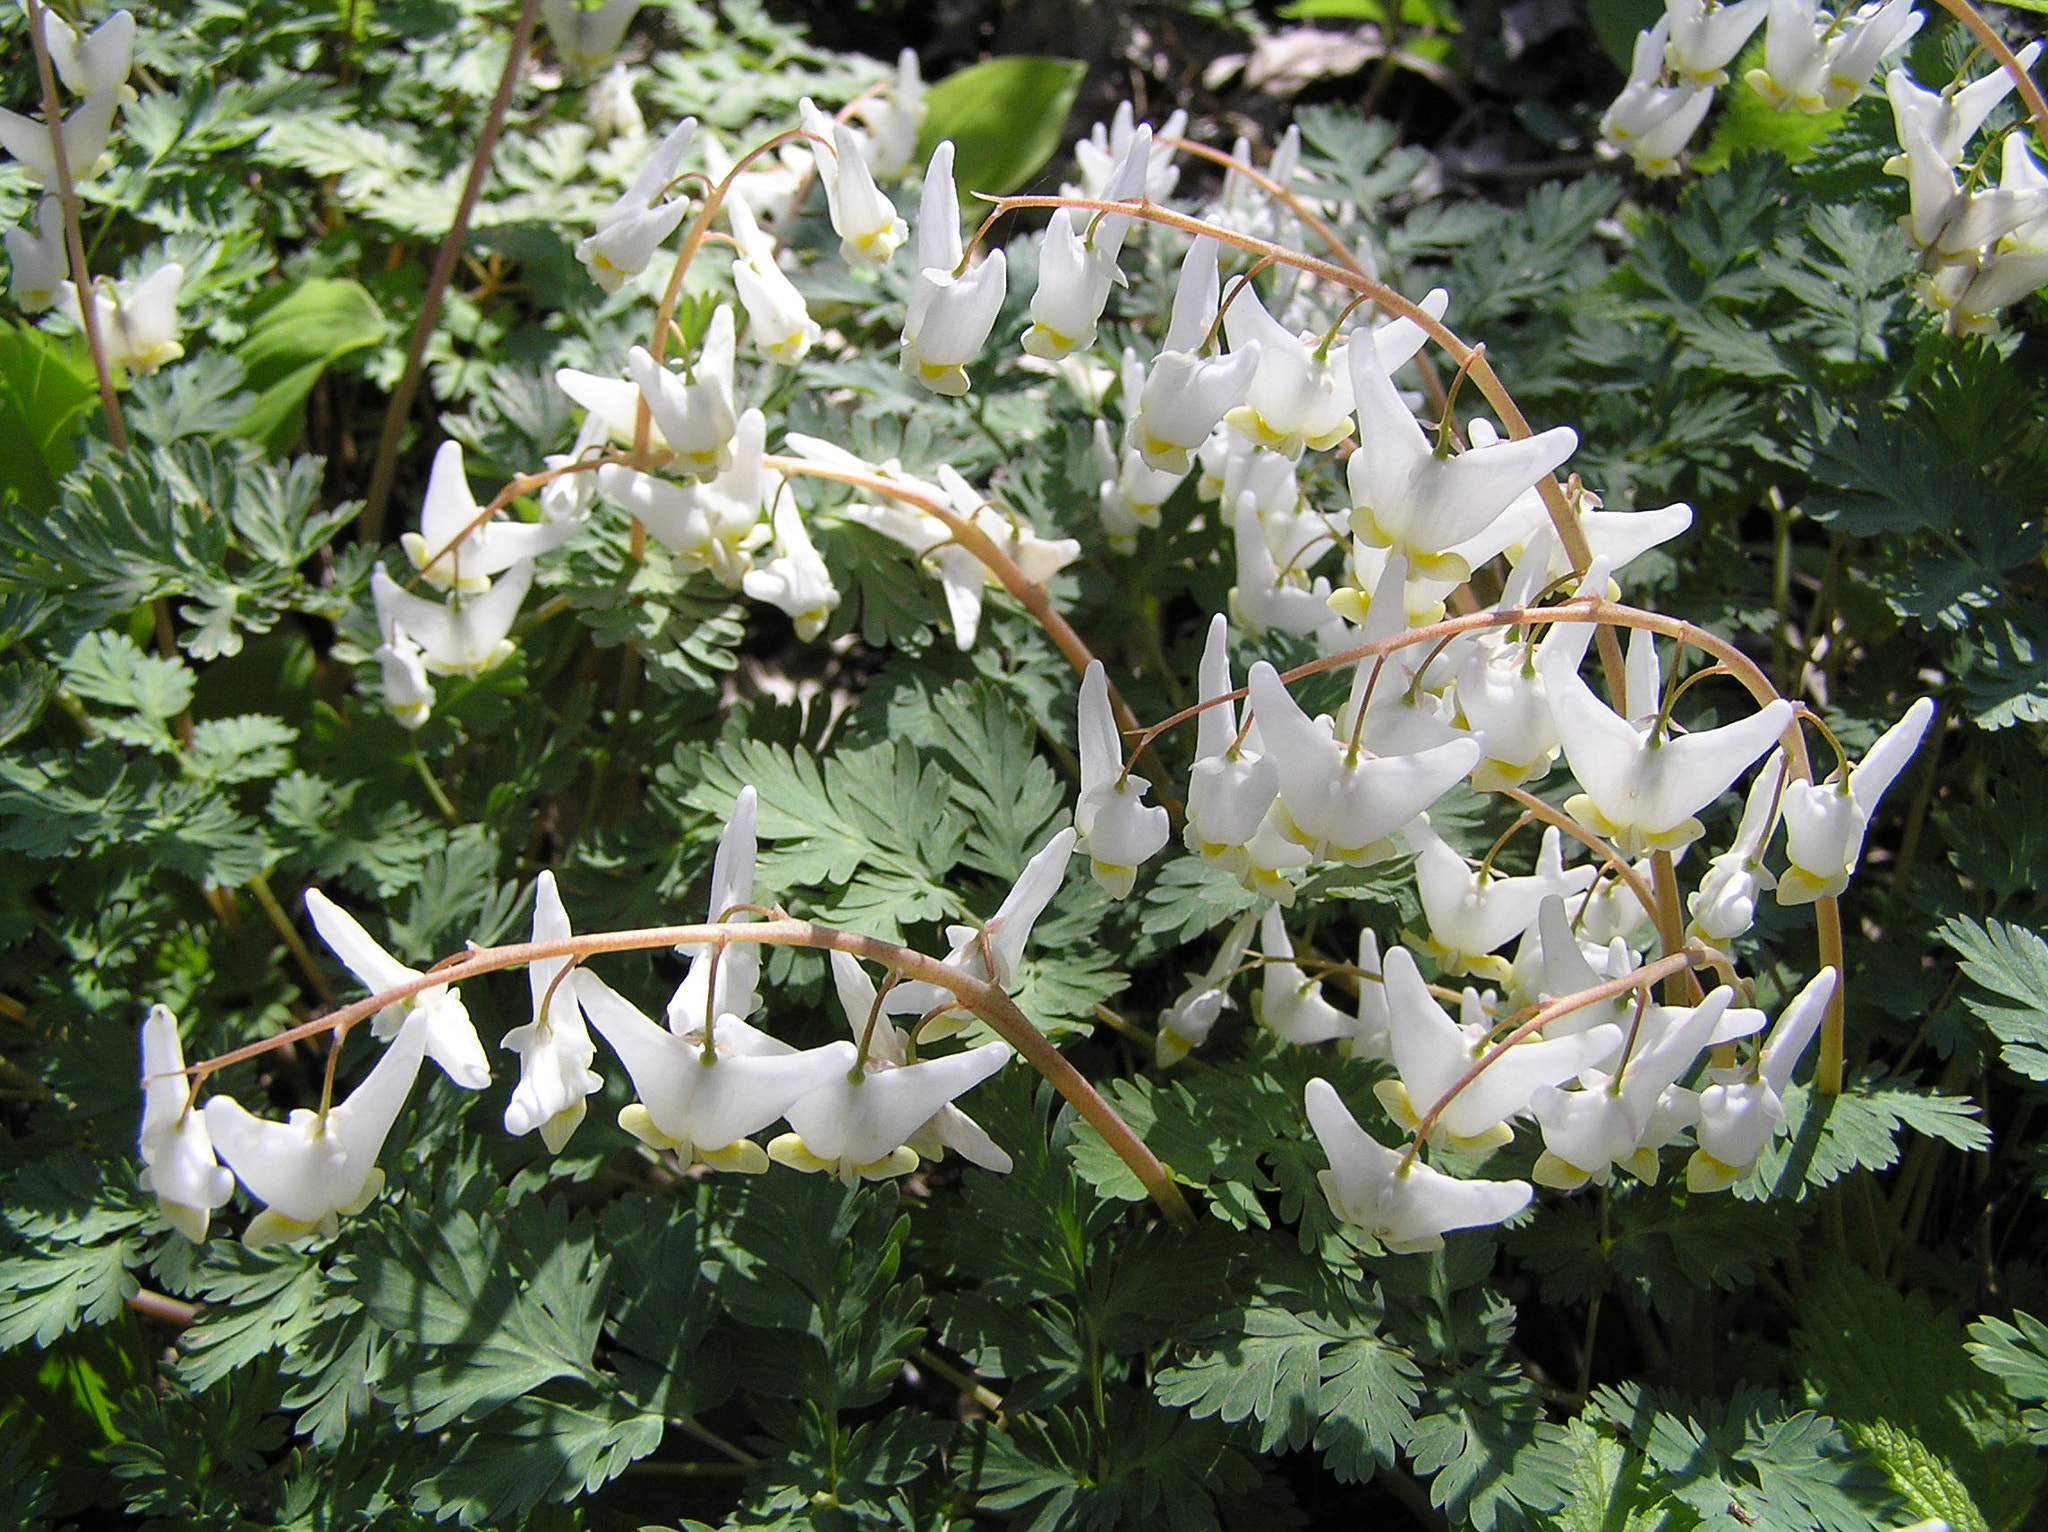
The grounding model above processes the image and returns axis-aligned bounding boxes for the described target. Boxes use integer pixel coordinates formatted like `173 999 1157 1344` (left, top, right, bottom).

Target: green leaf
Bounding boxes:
61 630 196 737
407 1393 664 1527
917 57 1086 200
357 1201 607 1430
0 323 96 513
1966 1313 2048 1448
1738 1078 1990 1201
1797 1262 2042 1532
0 660 57 749
232 278 386 454
1941 917 2048 1080
1696 61 1845 172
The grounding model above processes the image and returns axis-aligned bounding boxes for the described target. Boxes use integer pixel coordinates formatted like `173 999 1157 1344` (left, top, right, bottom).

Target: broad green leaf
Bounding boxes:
0 323 96 513
917 57 1086 200
231 278 385 455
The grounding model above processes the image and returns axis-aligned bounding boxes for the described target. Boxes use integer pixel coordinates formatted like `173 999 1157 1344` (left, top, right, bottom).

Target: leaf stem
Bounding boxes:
362 0 544 543
22 0 126 453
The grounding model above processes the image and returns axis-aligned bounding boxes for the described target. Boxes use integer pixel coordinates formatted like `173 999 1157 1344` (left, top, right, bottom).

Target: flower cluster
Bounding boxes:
1 8 187 376
136 71 1934 1266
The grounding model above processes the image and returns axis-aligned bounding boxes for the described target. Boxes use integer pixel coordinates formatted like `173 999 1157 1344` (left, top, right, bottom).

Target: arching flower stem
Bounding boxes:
168 916 1198 1231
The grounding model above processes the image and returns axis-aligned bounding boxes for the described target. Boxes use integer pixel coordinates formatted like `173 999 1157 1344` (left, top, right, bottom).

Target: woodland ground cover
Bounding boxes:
2 0 2047 1528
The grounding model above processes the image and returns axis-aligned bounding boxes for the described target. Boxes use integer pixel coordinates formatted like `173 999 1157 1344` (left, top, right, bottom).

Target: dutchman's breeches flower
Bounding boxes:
800 100 907 266
770 1041 1012 1183
1373 945 1623 1150
401 439 580 594
1306 1079 1532 1254
626 309 739 480
138 1006 234 1243
1664 0 1768 86
501 872 605 1153
1246 660 1481 866
42 9 138 99
305 889 491 1090
6 196 63 313
579 971 854 1172
58 264 186 378
578 117 696 290
541 0 644 74
0 88 118 187
1075 661 1169 898
370 559 533 680
1688 968 1838 1190
1777 696 1933 903
901 142 1006 396
204 1011 430 1247
1256 907 1355 1045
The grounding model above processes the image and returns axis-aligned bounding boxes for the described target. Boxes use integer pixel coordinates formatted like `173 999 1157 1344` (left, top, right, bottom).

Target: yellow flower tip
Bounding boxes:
538 1101 587 1155
242 1208 323 1249
1305 420 1352 454
1684 1149 1743 1194
1372 1078 1420 1132
619 1103 682 1151
1622 1147 1662 1185
1532 1151 1592 1191
339 1167 386 1218
696 1138 771 1175
1450 1121 1516 1154
1090 858 1138 900
766 1132 830 1173
857 1146 920 1181
1409 549 1472 584
1020 322 1081 361
914 360 972 396
158 1198 211 1244
1156 1030 1192 1068
1774 864 1844 906
1326 586 1372 625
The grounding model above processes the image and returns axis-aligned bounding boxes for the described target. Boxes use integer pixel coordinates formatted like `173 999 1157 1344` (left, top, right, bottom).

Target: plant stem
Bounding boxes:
362 0 544 543
23 0 126 453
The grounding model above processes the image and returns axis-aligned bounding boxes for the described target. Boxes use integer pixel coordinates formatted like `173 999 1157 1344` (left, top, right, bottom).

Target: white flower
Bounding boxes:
1221 284 1355 460
577 117 696 291
599 406 773 585
373 623 435 731
827 952 1013 1172
1665 0 1769 87
501 872 604 1153
1373 944 1623 1150
1884 48 2042 174
556 365 665 450
1408 822 1594 983
1777 697 1932 904
1185 613 1281 873
800 99 907 266
1687 751 1783 942
580 968 853 1172
370 559 533 680
668 786 766 1037
1158 911 1256 1066
1529 987 1742 1189
1540 622 1793 857
1688 968 1838 1189
771 1039 1011 1183
1305 1078 1532 1254
727 191 820 364
137 1006 234 1242
852 48 926 181
584 62 645 143
1066 101 1186 202
1348 334 1577 582
204 1011 429 1246
1747 0 1920 113
304 888 491 1090
541 0 643 75
742 486 839 639
877 828 1078 1031
1245 660 1481 866
0 87 118 186
6 195 64 314
626 308 739 481
901 141 1006 396
1074 661 1168 898
399 440 580 595
1228 496 1344 646
58 263 185 377
1022 129 1150 360
1256 906 1354 1046
42 9 137 99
